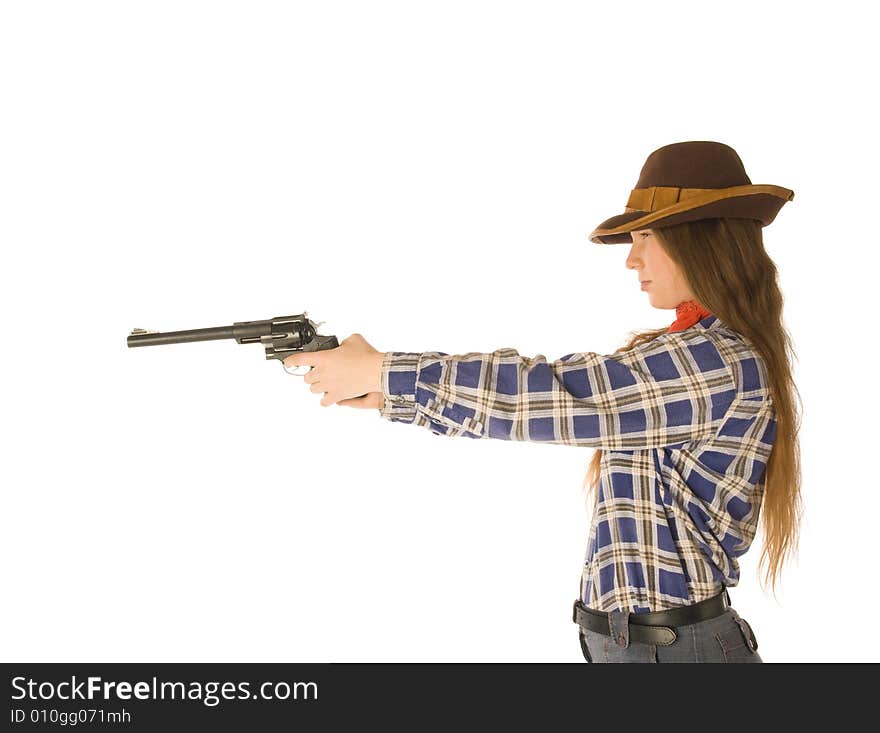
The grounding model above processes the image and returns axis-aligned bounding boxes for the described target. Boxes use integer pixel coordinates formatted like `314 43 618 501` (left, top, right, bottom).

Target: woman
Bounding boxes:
285 141 802 663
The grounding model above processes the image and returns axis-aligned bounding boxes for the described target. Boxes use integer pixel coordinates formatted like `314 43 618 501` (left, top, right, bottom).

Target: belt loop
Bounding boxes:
608 609 630 649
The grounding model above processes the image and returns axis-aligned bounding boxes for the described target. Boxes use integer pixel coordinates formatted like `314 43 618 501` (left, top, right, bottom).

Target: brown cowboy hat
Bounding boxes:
589 141 794 244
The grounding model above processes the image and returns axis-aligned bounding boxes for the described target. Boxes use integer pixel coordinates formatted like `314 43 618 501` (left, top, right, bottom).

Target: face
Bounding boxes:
625 228 696 309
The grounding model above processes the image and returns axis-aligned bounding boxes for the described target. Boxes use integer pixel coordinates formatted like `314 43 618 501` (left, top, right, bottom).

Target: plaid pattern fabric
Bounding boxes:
378 315 777 613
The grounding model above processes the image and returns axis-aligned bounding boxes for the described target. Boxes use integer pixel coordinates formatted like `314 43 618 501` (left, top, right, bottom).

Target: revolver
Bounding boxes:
127 312 342 377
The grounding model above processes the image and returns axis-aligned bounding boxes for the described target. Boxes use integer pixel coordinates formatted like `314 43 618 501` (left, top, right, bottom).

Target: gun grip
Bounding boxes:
304 334 339 352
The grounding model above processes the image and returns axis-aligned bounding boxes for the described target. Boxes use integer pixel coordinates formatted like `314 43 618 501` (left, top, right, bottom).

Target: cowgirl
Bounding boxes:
286 141 802 663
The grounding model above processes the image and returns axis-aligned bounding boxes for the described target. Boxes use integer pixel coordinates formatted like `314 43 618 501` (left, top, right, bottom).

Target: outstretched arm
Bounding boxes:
283 330 742 451
376 332 740 450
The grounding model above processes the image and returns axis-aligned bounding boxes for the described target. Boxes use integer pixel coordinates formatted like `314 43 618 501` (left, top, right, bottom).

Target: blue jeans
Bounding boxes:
578 606 762 663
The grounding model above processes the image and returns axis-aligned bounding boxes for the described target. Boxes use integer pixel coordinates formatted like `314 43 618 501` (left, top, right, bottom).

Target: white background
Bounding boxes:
2 0 877 662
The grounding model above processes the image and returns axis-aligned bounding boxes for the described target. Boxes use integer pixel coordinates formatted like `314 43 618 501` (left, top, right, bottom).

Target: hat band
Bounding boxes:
626 185 739 213
622 183 793 218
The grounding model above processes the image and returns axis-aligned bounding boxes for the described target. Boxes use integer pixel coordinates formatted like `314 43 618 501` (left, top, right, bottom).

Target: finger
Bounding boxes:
309 382 325 394
284 353 320 369
320 393 338 407
303 369 320 384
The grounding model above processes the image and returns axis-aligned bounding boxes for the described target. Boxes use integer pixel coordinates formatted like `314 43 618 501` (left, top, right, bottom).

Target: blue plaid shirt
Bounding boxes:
378 314 777 614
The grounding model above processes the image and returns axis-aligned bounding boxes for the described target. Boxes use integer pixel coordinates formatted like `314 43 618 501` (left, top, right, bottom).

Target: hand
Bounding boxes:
337 391 385 410
284 333 385 407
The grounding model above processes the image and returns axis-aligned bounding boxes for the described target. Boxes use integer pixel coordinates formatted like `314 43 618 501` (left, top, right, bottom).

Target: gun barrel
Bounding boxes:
127 325 240 347
128 316 283 347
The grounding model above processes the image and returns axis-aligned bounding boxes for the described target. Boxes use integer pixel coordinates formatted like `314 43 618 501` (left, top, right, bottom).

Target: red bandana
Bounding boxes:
668 300 712 333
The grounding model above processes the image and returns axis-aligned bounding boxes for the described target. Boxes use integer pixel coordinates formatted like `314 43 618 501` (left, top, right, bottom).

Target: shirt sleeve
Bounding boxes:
377 331 739 450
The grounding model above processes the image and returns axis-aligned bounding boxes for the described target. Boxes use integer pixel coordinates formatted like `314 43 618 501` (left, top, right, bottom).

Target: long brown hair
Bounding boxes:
581 217 803 597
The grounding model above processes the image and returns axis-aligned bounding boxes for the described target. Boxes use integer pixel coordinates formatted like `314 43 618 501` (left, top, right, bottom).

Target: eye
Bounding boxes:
640 232 650 238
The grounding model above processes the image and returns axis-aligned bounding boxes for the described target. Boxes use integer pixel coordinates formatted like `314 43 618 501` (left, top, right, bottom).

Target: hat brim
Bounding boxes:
589 188 794 244
590 210 650 243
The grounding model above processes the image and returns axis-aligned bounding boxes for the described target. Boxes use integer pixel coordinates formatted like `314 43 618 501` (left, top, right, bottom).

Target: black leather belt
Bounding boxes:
572 587 730 647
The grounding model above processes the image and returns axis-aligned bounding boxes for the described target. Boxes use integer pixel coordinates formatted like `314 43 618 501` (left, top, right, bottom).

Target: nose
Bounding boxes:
625 245 640 272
